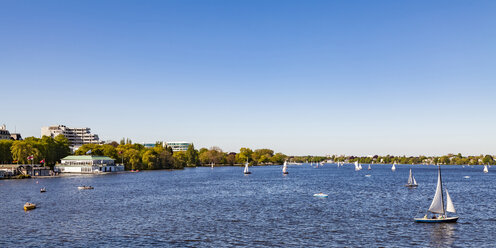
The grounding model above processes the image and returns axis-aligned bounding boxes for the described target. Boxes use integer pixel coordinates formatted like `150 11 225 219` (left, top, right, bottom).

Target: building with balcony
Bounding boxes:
41 125 100 150
56 155 124 173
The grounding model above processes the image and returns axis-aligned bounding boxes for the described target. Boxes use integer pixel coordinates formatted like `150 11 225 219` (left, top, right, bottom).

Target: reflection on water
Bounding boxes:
0 165 495 247
428 223 456 247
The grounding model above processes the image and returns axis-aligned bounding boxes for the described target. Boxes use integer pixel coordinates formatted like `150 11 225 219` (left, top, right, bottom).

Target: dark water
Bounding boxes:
1 164 495 247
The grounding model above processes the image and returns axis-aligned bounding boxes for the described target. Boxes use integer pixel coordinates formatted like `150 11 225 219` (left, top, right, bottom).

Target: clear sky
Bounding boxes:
1 0 495 156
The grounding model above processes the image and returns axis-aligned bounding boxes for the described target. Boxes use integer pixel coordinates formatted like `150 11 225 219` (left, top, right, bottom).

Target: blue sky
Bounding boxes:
1 0 495 156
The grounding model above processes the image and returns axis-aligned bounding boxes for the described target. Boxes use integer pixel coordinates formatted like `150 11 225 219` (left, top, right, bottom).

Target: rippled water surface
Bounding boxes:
1 164 495 247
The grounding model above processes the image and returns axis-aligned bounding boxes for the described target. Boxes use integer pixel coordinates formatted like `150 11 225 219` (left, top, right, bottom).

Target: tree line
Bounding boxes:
0 135 71 166
2 136 495 170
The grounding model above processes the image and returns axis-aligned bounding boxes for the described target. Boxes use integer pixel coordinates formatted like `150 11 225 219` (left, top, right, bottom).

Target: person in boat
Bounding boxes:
432 215 437 219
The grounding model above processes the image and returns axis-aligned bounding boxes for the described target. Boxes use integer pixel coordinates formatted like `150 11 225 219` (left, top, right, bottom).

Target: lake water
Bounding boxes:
1 164 495 247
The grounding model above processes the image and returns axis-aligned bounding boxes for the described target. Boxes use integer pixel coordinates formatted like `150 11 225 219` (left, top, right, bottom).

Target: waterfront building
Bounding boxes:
56 155 124 173
0 125 22 141
41 125 101 150
166 141 192 152
142 143 157 149
0 125 11 140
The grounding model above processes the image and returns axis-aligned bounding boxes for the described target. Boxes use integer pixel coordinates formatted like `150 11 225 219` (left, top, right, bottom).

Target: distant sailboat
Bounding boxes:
368 164 371 170
354 161 361 171
414 165 458 223
405 169 418 187
211 162 214 168
484 164 489 173
243 160 251 174
391 162 396 172
282 161 288 174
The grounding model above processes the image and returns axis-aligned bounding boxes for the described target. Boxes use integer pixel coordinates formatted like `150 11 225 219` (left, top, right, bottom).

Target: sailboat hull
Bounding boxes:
283 172 288 174
243 172 251 174
404 184 418 188
414 216 458 223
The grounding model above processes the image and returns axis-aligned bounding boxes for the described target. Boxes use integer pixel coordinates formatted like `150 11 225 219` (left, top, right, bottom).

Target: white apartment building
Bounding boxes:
41 125 100 150
166 142 192 152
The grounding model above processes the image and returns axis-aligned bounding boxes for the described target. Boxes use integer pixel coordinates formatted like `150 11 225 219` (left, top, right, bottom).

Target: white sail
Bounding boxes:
484 165 489 173
368 164 371 170
407 169 413 185
282 161 287 173
244 162 249 173
428 168 445 214
412 175 417 185
358 164 362 170
446 189 456 213
354 161 360 171
391 163 396 171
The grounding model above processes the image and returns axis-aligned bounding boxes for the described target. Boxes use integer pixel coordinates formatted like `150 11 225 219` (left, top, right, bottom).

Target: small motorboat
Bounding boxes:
77 186 94 190
313 193 328 198
40 187 46 193
24 202 36 211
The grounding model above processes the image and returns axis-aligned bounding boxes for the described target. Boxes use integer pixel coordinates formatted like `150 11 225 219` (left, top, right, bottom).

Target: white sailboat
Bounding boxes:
483 164 489 173
391 162 396 172
405 168 418 187
354 161 361 171
414 165 458 223
211 162 214 168
243 160 251 174
368 164 371 170
282 161 288 174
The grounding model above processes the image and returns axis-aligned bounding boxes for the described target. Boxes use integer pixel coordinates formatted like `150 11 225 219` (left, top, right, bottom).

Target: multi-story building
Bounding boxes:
41 125 100 150
166 141 192 152
0 124 22 140
0 125 10 140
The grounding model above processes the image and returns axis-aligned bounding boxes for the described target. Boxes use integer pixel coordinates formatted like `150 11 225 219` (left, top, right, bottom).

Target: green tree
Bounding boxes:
0 140 14 164
186 144 199 166
11 141 40 164
173 151 188 169
236 147 253 164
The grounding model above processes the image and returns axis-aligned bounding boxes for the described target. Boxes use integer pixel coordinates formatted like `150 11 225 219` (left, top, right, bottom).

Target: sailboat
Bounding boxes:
391 162 396 172
368 164 371 170
243 160 251 174
483 164 489 173
282 161 288 175
210 162 214 168
414 165 458 223
354 161 361 171
405 169 418 187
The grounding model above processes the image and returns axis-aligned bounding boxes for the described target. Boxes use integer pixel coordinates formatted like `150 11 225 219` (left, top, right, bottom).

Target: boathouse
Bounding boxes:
57 155 124 173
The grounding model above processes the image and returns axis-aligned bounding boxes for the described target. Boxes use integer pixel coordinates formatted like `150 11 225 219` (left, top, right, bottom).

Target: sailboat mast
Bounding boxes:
438 165 446 216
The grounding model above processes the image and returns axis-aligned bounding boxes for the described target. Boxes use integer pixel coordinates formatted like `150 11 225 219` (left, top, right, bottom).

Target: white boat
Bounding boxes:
405 169 418 187
78 186 94 190
414 165 458 223
211 162 214 168
391 162 396 172
313 193 328 198
282 161 288 174
483 164 489 173
368 164 371 170
243 161 251 174
354 161 361 171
